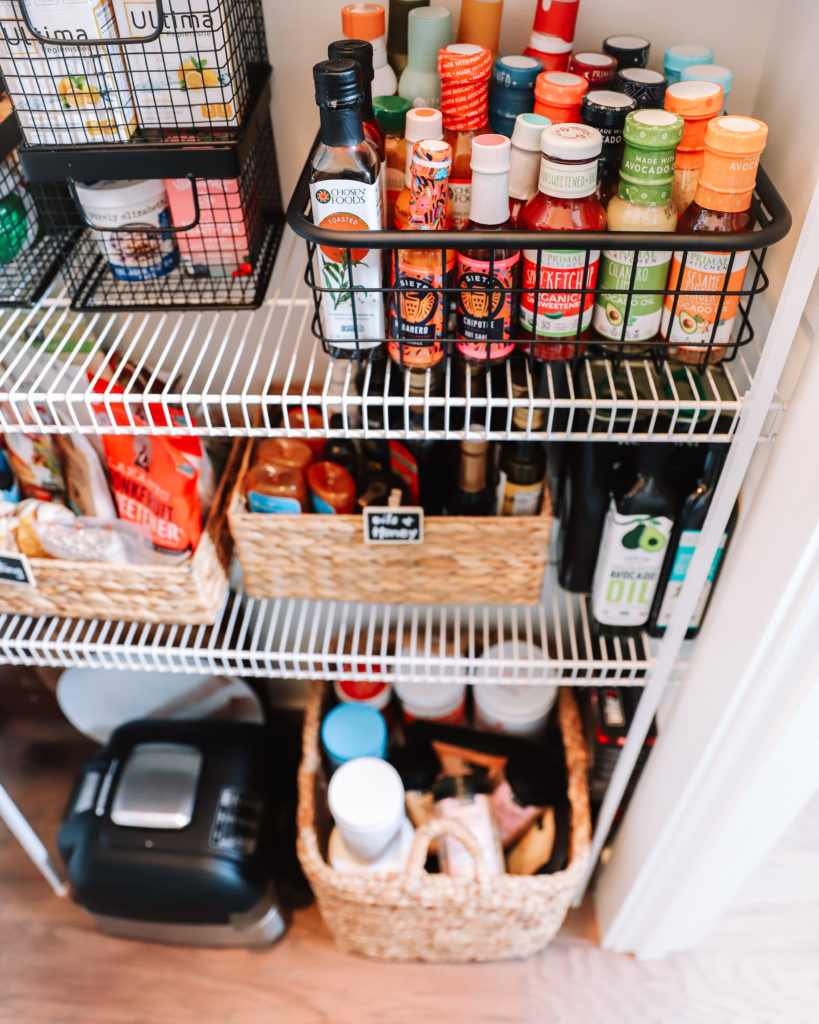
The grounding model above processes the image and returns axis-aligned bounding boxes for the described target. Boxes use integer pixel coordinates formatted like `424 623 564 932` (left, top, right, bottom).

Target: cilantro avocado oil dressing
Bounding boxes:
591 444 676 632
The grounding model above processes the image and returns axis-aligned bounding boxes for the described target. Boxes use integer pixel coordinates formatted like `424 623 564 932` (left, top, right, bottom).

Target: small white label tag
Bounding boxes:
363 506 424 544
0 553 35 587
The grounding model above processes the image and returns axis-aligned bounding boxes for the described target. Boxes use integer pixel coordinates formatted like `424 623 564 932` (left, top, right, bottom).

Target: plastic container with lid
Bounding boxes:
523 32 572 73
329 815 414 873
244 463 307 514
681 63 732 114
663 43 714 85
394 679 467 724
531 0 579 43
508 111 551 225
321 704 388 769
334 675 393 714
397 5 452 108
306 460 356 513
533 70 588 123
472 678 557 740
580 89 636 204
568 51 618 88
342 3 397 96
664 79 724 214
254 437 313 473
615 67 668 110
602 35 650 69
328 756 405 860
489 55 543 137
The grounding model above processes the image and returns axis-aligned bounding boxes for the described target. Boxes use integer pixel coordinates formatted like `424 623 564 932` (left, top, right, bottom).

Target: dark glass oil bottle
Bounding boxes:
448 437 495 515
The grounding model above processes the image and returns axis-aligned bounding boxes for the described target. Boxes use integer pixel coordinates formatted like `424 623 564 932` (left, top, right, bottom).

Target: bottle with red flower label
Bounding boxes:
455 134 519 366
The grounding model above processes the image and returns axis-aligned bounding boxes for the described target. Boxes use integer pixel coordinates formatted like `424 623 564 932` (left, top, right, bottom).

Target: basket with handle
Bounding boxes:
296 680 591 963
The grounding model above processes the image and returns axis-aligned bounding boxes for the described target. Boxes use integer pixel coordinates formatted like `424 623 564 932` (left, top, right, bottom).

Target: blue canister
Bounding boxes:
321 703 388 770
681 63 733 114
663 44 715 85
489 55 543 137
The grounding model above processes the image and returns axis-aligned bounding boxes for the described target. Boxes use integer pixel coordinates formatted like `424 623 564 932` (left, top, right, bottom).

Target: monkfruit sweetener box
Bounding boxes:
0 0 136 144
110 0 240 128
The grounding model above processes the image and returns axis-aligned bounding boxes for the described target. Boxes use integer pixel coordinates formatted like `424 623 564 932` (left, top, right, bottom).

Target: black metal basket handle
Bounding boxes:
15 0 165 46
69 176 201 234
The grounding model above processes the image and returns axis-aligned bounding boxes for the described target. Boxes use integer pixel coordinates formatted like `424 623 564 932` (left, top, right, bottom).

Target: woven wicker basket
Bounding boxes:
0 440 239 624
297 681 591 963
227 439 552 604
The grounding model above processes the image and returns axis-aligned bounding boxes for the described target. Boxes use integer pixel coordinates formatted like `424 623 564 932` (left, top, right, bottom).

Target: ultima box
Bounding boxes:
0 0 136 144
110 0 240 128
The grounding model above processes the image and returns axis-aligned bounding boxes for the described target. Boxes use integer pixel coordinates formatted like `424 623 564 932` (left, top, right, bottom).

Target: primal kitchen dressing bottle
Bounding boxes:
310 59 384 355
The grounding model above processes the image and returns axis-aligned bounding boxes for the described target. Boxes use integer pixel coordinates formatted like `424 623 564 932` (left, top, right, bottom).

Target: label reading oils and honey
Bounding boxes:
309 178 384 347
455 252 518 360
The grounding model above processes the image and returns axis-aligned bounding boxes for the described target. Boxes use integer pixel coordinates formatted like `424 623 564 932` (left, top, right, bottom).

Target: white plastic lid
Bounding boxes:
584 88 635 109
682 63 733 90
329 817 414 873
633 109 679 128
666 80 722 101
544 71 581 87
666 43 713 59
541 122 603 159
394 679 466 711
573 52 615 66
501 55 542 70
605 35 650 48
716 115 760 133
328 756 405 831
511 112 551 150
528 31 572 54
445 42 484 57
405 106 443 142
620 67 665 83
471 133 511 173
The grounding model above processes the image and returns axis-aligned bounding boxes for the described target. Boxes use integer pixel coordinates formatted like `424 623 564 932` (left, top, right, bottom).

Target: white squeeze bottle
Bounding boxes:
342 4 398 96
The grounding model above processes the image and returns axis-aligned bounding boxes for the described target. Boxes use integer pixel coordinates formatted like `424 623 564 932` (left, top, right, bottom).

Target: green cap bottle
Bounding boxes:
372 94 413 133
617 109 684 206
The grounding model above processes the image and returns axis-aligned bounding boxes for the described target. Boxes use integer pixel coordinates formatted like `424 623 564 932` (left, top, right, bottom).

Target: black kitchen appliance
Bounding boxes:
57 719 286 947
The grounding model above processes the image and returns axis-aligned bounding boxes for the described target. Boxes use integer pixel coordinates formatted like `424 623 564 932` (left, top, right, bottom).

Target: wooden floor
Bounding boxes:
1 669 816 1024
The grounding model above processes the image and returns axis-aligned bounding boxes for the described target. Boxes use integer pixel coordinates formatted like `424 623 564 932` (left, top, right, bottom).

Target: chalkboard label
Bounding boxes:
0 553 35 587
363 507 424 545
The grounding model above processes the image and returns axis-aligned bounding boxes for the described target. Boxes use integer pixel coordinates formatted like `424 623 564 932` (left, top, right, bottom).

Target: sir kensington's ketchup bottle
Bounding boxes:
519 123 606 360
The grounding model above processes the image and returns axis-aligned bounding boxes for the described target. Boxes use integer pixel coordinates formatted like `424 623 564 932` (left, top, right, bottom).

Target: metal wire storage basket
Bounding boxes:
0 0 267 146
287 157 790 375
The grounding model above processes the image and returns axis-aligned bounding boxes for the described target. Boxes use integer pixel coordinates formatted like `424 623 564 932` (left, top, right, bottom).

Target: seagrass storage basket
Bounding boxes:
296 681 591 963
227 438 552 605
0 440 240 624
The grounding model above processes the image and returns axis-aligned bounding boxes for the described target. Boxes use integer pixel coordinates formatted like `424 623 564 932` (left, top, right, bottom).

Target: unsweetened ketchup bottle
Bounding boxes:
519 122 606 361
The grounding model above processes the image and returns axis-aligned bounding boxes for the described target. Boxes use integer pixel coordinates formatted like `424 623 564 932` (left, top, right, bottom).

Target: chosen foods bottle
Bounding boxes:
648 444 738 639
664 79 724 215
310 59 384 354
660 115 768 366
591 443 676 633
592 108 684 354
455 134 519 366
387 139 453 369
518 122 607 361
438 43 493 229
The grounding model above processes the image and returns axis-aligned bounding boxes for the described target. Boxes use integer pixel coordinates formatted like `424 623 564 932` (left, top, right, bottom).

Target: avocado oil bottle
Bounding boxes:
591 443 677 634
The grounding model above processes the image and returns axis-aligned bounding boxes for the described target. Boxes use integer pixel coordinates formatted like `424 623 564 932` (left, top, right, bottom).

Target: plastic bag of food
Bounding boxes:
31 516 186 565
57 434 117 520
4 432 66 502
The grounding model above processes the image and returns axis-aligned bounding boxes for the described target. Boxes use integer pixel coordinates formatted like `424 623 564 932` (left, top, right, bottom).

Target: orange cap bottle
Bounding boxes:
664 79 724 212
533 70 588 123
693 115 768 213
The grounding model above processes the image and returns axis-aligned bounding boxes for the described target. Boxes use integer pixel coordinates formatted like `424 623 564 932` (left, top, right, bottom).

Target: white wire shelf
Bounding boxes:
0 574 651 685
0 229 783 443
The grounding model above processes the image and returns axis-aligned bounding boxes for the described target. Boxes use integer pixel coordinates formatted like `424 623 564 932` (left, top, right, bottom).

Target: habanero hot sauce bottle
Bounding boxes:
518 122 606 361
310 59 384 356
438 43 493 230
387 139 453 369
660 115 768 366
455 134 519 368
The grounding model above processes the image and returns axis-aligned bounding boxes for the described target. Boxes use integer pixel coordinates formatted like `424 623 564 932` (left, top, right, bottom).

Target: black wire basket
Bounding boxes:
0 0 267 146
18 71 284 311
287 152 791 375
0 112 79 306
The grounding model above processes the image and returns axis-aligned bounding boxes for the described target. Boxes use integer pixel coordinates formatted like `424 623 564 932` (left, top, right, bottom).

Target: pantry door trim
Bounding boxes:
593 179 819 959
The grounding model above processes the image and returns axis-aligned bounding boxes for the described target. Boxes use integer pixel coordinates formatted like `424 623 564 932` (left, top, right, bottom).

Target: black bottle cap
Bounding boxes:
328 39 375 83
313 59 364 109
581 89 636 128
615 67 668 110
602 34 650 69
